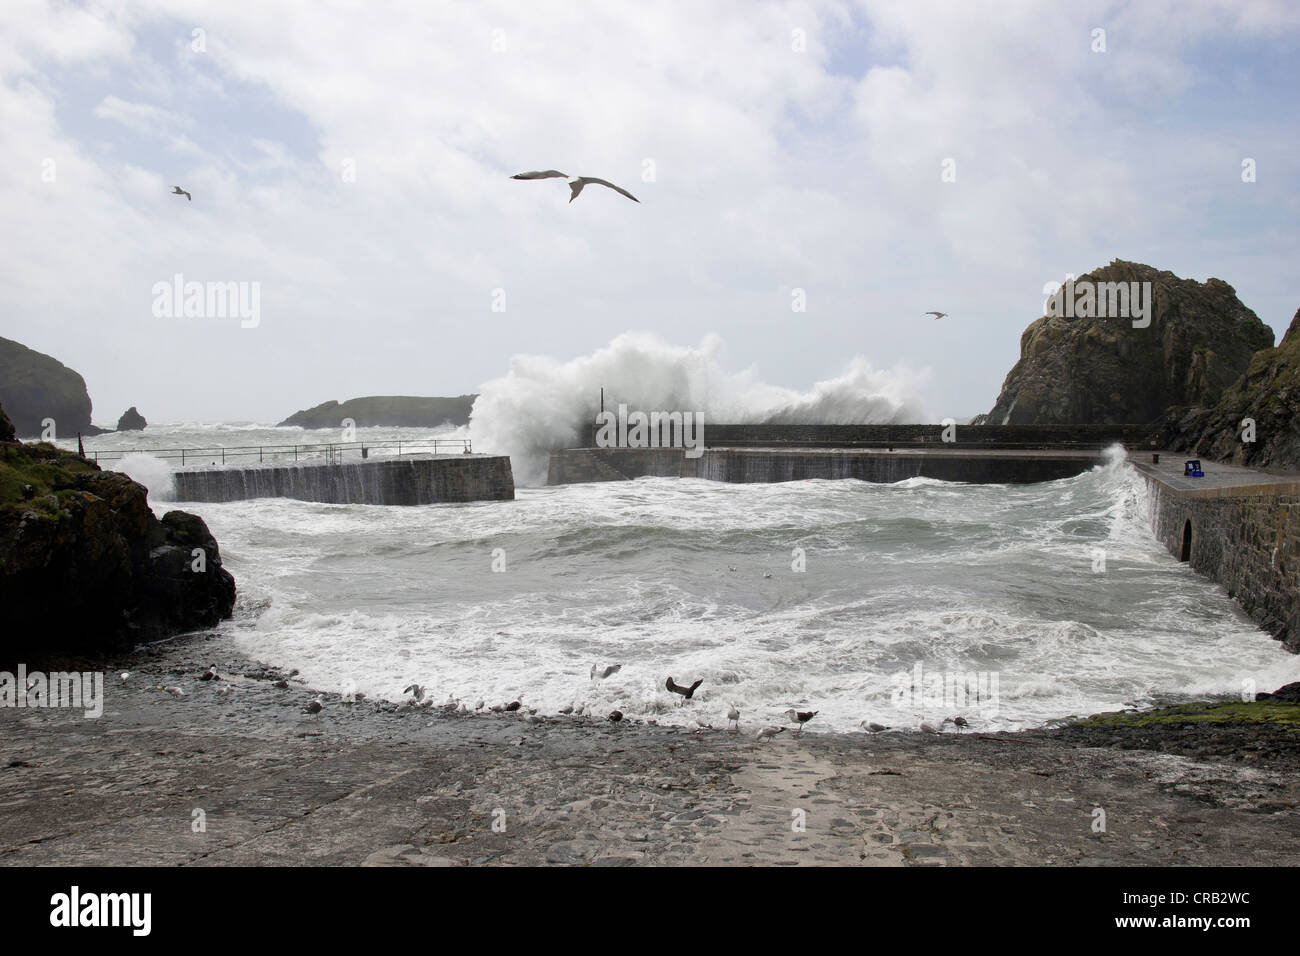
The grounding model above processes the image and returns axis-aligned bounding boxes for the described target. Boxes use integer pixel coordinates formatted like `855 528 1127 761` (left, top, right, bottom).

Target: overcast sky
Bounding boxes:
1 0 1296 425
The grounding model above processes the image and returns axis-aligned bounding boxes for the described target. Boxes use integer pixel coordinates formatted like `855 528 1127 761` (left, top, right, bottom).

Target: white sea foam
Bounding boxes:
163 449 1298 734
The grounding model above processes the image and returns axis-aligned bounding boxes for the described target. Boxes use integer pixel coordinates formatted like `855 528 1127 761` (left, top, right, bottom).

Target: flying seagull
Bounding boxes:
511 170 640 204
591 663 623 680
924 311 947 320
171 185 191 201
665 676 704 703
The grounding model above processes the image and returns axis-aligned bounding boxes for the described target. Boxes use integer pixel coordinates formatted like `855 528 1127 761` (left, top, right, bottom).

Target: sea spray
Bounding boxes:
469 332 931 484
116 453 176 506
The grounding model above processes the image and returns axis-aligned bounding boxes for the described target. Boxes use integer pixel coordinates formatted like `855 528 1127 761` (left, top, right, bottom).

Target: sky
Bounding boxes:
1 0 1297 425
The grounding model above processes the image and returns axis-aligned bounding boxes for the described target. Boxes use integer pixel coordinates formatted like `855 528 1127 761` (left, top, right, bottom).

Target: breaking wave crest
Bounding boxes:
469 332 931 484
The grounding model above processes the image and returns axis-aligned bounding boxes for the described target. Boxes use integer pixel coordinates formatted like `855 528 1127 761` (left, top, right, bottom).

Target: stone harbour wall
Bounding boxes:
1145 479 1300 652
174 454 515 505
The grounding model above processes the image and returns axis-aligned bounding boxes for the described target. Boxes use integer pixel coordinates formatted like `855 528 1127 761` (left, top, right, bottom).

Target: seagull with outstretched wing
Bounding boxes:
511 169 640 203
925 311 947 320
172 185 191 201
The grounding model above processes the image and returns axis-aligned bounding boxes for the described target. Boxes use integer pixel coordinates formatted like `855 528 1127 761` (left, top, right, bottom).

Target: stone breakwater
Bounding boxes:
1134 458 1300 652
550 423 1163 485
549 446 1112 485
173 454 515 505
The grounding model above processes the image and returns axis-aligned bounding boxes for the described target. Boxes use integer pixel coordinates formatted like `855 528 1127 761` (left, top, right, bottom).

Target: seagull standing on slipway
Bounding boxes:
727 703 740 730
403 683 426 703
924 311 947 320
784 708 818 735
511 170 640 204
756 725 786 743
859 720 888 733
171 185 191 201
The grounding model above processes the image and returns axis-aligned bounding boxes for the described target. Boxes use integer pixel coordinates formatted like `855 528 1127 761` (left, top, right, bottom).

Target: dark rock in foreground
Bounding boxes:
0 336 107 438
979 261 1273 426
0 430 235 658
116 406 147 431
1257 681 1300 704
278 395 476 429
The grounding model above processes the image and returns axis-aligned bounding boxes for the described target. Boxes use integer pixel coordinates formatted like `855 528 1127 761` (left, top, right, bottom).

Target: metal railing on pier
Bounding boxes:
84 438 472 467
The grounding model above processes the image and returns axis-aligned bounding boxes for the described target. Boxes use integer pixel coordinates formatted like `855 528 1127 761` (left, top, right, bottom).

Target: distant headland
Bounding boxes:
277 395 476 429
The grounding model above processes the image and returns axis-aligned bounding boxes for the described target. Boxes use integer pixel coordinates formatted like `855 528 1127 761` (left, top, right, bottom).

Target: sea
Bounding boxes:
61 420 1299 734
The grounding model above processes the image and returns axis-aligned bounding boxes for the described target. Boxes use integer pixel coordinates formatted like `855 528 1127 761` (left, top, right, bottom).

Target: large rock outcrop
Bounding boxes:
978 261 1274 425
0 336 105 438
116 406 147 431
1169 306 1300 470
0 429 236 658
278 395 476 429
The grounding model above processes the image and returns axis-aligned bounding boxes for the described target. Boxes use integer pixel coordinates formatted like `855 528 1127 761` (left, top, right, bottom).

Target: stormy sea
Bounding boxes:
72 416 1295 734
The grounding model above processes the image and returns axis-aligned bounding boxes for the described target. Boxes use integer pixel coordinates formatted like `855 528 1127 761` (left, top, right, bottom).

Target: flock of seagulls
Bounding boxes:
140 659 972 741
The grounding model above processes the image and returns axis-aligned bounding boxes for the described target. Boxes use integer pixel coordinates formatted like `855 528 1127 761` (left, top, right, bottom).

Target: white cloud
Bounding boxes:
0 0 1295 424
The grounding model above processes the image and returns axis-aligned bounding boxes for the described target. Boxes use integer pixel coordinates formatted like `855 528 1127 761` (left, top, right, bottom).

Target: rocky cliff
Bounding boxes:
977 261 1273 426
278 395 476 429
0 336 104 438
1169 306 1300 470
0 409 236 658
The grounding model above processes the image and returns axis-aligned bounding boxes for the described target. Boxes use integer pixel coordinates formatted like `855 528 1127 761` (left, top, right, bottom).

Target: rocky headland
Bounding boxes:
1167 306 1300 470
278 395 476 429
975 261 1274 426
0 336 107 438
0 401 236 659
